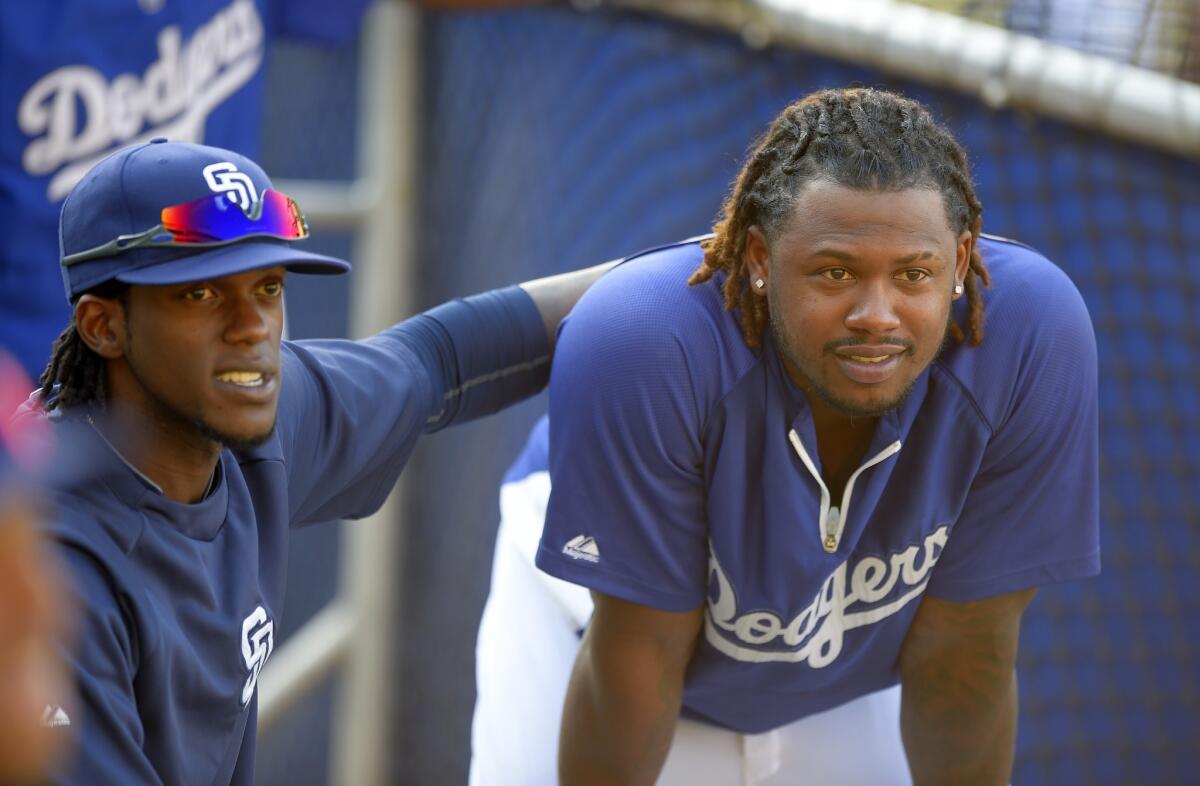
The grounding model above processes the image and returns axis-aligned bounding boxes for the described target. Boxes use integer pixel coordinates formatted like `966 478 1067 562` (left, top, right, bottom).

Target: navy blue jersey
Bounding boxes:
0 0 370 379
37 288 548 786
536 236 1100 734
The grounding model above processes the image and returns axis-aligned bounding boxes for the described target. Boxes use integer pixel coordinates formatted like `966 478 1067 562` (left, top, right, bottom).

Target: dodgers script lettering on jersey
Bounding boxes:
535 236 1100 735
0 0 369 379
706 526 948 668
17 0 264 202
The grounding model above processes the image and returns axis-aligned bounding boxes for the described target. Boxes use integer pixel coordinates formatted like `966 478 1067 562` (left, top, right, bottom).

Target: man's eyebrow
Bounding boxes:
809 249 938 265
892 251 936 266
810 248 856 262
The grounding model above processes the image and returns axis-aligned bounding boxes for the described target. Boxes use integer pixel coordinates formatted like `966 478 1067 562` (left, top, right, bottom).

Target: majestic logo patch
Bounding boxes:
40 705 70 728
203 162 258 211
562 534 600 563
240 604 274 706
705 525 950 668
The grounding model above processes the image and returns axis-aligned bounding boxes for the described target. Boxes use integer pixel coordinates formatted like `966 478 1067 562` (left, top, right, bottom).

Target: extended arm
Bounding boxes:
898 588 1036 786
559 593 704 786
519 259 621 351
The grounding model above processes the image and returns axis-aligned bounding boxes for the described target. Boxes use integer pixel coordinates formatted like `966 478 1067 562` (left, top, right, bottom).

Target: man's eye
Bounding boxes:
897 270 930 283
821 268 852 281
183 287 213 301
260 281 284 297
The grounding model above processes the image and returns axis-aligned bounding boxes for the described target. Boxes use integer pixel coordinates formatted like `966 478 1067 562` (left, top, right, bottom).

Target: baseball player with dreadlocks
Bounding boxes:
470 87 1100 785
19 137 612 786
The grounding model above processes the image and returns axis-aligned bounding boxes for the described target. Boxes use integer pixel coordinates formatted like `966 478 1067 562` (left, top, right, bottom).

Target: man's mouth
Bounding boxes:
831 345 909 384
215 371 267 387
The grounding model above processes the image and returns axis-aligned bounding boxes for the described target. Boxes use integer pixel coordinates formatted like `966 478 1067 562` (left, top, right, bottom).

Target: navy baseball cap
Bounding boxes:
59 138 350 301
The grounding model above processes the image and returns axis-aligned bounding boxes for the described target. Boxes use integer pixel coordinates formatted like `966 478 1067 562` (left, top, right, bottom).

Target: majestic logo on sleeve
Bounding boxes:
240 604 274 706
705 526 949 668
562 534 601 563
40 705 71 728
17 0 264 201
203 162 258 210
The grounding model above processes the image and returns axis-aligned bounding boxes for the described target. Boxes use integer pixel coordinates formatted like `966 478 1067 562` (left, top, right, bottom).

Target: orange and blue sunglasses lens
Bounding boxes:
160 189 307 244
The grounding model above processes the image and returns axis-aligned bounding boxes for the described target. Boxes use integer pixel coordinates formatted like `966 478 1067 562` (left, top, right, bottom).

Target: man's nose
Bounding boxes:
224 296 272 344
844 282 901 335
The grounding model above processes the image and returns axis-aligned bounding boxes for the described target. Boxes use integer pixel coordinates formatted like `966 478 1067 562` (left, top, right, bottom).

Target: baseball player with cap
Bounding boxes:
1 0 548 382
20 137 612 786
471 88 1100 785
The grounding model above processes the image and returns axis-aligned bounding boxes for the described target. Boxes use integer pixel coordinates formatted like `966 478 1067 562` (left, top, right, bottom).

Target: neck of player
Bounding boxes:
796 377 880 502
96 395 222 505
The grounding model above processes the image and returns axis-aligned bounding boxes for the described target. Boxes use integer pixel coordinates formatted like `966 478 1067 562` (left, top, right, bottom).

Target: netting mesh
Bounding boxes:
906 0 1199 81
412 6 1200 785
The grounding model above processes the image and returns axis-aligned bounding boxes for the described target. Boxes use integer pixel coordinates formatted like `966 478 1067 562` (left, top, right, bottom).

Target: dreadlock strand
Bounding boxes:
695 120 800 334
38 283 128 411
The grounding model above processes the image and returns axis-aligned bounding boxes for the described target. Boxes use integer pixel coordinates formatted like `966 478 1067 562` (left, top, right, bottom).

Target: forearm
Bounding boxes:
559 632 686 786
400 260 617 431
898 589 1034 786
900 663 1018 785
403 285 551 430
558 594 703 786
518 258 621 351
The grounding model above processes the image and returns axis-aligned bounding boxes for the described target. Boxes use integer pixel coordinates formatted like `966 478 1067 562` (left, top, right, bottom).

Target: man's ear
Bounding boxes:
74 295 127 360
953 228 974 295
745 226 770 297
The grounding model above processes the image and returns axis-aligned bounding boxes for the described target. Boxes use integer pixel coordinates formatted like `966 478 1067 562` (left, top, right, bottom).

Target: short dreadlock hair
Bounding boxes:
690 87 989 349
38 280 130 412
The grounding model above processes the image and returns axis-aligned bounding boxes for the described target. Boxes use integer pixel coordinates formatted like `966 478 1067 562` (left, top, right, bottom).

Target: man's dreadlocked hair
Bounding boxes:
38 281 129 412
690 87 989 349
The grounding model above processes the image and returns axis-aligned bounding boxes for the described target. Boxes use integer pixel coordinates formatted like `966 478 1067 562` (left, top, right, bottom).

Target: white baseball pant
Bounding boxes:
470 471 913 786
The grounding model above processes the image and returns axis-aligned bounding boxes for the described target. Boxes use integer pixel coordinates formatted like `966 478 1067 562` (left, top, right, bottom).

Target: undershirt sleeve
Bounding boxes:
411 285 551 432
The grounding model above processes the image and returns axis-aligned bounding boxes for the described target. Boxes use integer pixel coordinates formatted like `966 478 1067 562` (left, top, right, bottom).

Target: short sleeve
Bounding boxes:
927 268 1101 601
536 263 710 612
47 546 163 786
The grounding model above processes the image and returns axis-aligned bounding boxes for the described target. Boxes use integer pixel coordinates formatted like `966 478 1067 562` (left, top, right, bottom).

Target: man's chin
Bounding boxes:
192 417 276 451
218 429 275 451
813 380 915 419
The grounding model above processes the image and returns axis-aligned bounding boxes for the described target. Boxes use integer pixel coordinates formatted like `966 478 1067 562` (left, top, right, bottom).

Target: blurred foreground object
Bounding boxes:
0 353 71 784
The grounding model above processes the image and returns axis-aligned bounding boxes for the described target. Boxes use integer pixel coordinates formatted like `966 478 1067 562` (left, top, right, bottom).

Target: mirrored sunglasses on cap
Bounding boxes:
62 189 308 267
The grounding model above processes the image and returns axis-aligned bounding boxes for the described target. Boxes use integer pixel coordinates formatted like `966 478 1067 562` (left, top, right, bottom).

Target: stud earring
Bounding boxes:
754 278 766 290
953 283 964 295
